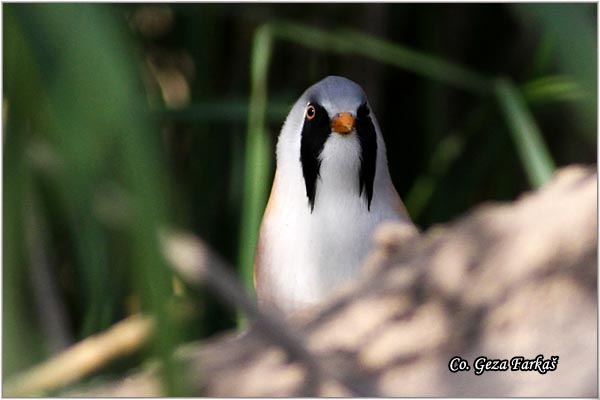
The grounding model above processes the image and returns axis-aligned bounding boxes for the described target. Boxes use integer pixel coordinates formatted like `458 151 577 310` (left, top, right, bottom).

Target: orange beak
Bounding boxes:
331 112 355 134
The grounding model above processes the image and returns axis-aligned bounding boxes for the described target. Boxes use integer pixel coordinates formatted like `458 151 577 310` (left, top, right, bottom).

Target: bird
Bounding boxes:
254 76 416 314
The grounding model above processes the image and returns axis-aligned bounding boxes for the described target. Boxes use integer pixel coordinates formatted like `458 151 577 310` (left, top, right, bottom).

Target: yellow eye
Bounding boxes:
306 104 316 120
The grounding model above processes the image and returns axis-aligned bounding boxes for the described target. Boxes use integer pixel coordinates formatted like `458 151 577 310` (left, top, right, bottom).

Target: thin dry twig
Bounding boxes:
4 314 155 397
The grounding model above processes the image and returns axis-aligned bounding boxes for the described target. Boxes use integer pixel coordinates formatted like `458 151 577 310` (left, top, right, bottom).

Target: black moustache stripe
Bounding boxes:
356 103 377 211
300 102 330 211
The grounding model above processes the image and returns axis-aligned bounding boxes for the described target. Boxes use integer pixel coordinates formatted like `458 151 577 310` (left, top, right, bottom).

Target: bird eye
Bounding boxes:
306 104 316 120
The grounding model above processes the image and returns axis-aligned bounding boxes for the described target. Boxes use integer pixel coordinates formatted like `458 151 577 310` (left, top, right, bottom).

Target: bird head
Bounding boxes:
276 76 389 212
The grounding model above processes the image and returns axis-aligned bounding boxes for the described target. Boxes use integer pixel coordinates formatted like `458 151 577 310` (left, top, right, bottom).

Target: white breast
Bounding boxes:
256 131 413 313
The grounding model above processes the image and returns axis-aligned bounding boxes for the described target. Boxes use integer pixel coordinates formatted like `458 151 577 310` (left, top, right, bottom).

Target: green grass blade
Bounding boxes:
270 21 491 94
237 25 274 327
522 75 585 105
513 4 596 139
494 78 556 188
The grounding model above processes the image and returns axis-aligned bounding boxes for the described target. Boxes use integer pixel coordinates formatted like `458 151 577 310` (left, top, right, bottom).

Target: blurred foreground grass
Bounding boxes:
3 2 596 395
4 4 185 394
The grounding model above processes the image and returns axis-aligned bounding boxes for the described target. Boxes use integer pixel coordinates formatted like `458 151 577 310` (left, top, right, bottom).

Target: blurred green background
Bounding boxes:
3 2 596 395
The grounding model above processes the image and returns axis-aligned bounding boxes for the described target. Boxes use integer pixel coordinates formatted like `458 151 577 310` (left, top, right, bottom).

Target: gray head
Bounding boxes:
300 76 368 119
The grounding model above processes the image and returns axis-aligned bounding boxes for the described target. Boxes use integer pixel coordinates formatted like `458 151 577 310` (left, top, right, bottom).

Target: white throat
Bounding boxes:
315 132 364 210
